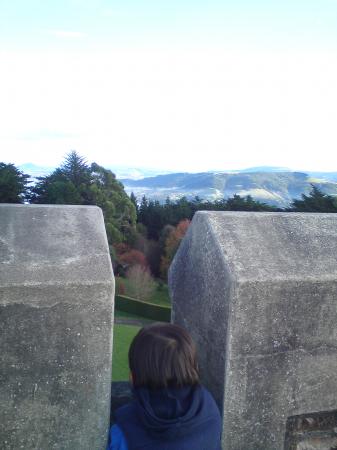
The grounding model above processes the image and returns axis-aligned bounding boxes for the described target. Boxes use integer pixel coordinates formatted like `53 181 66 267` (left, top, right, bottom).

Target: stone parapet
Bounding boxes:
169 211 337 450
0 204 114 450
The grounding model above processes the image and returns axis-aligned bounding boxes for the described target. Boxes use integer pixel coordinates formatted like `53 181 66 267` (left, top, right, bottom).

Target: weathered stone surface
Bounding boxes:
0 204 114 450
285 410 337 450
169 211 337 450
296 437 337 450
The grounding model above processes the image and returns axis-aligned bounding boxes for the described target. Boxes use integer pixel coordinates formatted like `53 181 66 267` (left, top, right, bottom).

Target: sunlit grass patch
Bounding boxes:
112 324 140 381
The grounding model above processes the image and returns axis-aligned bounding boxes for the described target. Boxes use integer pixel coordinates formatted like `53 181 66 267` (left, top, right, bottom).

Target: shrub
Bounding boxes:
119 249 147 268
115 295 171 322
126 265 156 301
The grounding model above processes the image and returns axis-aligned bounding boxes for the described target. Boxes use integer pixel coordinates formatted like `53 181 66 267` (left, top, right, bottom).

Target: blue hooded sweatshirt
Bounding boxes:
107 384 222 450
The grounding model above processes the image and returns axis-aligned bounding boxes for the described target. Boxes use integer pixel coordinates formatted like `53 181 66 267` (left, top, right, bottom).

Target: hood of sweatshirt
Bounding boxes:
132 385 216 440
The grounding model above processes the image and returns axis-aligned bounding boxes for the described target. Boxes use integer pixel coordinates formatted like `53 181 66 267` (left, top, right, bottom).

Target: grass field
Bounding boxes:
112 278 170 381
147 282 170 306
112 323 140 381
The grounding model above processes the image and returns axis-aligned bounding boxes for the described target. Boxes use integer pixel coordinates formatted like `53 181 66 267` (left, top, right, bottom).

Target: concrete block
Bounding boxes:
0 204 114 450
169 211 337 450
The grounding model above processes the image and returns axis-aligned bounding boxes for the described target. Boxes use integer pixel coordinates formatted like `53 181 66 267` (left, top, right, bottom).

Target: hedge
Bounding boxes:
115 295 171 322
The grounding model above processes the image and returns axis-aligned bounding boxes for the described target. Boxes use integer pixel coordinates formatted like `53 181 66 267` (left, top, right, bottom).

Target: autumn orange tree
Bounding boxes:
115 243 147 275
160 219 190 280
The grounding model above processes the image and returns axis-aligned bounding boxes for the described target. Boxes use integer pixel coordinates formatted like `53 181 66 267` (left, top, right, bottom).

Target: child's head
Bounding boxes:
128 323 200 389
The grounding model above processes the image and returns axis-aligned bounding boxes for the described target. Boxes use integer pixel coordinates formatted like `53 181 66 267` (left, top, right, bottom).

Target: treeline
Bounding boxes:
0 153 136 258
136 185 337 239
136 194 278 240
1 153 337 281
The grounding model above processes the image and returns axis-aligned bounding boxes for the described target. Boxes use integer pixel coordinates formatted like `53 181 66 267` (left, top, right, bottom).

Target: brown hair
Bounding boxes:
128 323 200 389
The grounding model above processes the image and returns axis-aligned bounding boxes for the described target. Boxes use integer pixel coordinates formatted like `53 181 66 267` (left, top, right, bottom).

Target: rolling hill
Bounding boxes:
121 171 337 207
17 163 337 207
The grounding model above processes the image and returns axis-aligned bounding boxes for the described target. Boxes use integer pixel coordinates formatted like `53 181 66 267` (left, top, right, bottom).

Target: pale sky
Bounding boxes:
0 0 337 172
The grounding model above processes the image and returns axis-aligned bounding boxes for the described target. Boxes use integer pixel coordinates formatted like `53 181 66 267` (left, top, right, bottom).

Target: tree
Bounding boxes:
60 150 91 189
88 163 137 244
0 163 30 203
226 194 277 211
138 196 166 240
130 192 138 214
30 169 82 204
29 152 90 204
290 185 337 212
160 219 190 279
116 243 148 273
132 232 162 277
29 152 137 247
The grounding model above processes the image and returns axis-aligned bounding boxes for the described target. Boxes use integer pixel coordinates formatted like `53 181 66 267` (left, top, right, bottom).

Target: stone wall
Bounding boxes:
0 205 114 450
169 211 337 450
3 206 337 449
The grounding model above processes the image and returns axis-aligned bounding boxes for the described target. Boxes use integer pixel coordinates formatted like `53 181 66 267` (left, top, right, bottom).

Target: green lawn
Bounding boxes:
112 279 170 381
112 324 140 381
148 283 170 306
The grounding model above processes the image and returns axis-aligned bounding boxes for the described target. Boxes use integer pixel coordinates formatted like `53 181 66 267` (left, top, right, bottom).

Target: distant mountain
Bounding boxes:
307 172 337 183
19 163 54 178
230 166 291 173
121 171 337 207
18 163 173 180
106 166 174 180
17 163 337 207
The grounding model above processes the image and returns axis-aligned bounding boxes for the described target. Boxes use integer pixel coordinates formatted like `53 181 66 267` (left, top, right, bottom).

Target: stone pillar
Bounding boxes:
169 211 337 450
0 205 114 450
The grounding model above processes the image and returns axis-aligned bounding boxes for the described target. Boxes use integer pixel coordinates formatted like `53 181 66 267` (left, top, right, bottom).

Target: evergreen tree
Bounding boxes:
89 163 137 244
0 162 30 203
30 168 82 204
130 192 138 214
29 152 90 204
60 151 91 189
137 193 277 241
226 194 277 211
290 185 337 212
29 152 137 245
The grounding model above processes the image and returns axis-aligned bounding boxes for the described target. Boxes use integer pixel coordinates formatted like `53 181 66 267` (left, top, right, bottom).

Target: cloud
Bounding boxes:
47 30 86 39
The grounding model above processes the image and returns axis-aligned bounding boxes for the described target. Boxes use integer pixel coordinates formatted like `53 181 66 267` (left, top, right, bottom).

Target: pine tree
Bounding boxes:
130 192 138 214
290 185 337 212
0 163 30 203
60 151 91 188
29 153 137 245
